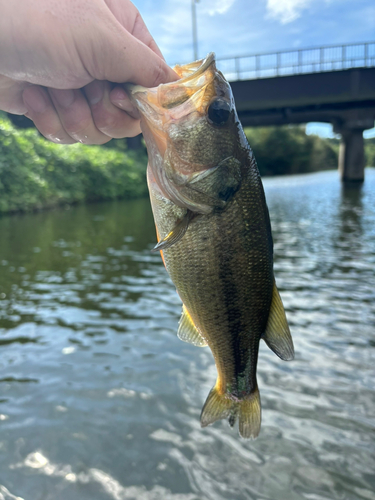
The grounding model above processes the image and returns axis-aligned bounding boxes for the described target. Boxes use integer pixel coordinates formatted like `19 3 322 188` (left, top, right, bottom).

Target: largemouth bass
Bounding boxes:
126 53 294 439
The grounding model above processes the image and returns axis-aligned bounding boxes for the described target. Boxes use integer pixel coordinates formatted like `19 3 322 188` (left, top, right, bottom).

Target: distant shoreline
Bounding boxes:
1 113 374 216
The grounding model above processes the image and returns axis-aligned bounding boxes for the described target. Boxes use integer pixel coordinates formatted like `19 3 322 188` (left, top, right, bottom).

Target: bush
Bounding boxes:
2 112 373 215
364 137 375 167
245 125 338 176
0 113 148 214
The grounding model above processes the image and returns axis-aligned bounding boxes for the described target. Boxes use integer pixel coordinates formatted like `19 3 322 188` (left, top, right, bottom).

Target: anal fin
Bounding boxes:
263 280 294 361
151 211 193 253
177 305 207 347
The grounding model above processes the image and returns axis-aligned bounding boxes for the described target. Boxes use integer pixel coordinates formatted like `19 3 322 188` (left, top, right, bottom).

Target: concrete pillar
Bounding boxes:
338 129 365 182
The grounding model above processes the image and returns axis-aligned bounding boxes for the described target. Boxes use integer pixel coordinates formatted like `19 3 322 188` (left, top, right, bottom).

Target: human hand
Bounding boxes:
0 0 177 143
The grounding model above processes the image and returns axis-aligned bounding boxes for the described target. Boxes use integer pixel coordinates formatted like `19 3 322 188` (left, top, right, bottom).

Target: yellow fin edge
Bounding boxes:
263 280 294 361
177 305 208 347
200 383 261 439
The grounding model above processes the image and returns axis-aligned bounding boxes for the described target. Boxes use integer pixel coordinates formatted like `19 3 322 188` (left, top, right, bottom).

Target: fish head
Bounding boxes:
126 53 248 212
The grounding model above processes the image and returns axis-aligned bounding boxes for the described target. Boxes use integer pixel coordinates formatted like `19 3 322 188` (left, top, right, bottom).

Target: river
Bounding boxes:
0 169 374 500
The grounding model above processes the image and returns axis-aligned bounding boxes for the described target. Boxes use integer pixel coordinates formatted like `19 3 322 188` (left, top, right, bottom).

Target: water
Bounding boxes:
0 169 374 500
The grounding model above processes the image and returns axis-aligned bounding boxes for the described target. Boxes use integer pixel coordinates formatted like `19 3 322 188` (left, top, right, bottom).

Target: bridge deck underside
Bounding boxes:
232 68 375 129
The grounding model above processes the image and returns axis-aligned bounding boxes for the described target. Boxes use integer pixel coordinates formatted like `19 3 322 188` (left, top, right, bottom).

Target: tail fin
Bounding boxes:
238 387 261 439
200 384 261 439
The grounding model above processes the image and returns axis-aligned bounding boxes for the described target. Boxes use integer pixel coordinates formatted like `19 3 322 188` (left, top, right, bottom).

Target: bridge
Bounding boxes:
6 41 375 181
216 41 375 182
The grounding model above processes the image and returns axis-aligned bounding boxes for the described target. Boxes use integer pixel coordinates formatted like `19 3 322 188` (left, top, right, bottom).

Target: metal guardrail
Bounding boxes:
216 41 375 81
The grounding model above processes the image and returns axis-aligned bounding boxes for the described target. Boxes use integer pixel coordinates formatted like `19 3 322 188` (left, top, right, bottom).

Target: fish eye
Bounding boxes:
207 98 231 126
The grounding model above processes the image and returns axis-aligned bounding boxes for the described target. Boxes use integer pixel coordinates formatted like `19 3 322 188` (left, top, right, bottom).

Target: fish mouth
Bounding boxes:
125 53 231 165
125 53 224 129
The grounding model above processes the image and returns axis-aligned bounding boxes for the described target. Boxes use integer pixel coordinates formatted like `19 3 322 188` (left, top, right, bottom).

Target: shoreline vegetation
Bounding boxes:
1 113 374 215
0 113 148 215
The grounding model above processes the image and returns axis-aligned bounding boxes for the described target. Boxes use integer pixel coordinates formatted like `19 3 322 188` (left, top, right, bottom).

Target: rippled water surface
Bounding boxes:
0 169 374 500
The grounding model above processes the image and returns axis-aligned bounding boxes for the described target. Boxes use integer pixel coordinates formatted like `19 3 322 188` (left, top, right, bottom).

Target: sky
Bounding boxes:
132 0 375 138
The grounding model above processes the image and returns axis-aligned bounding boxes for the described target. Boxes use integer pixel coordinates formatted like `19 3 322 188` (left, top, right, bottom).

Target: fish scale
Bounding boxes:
150 155 272 409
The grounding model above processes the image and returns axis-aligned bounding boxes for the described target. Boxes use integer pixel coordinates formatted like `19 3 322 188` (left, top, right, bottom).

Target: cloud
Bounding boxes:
147 0 265 64
266 0 312 23
138 0 375 69
151 0 237 64
201 0 237 16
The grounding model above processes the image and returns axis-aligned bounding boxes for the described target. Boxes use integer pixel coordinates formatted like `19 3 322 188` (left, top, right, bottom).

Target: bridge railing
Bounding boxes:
216 41 375 81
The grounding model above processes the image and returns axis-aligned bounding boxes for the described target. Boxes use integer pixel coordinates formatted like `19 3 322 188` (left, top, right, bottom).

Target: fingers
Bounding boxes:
101 0 165 60
93 23 178 88
48 88 111 144
23 86 76 143
115 33 178 87
84 80 141 138
22 83 141 144
131 11 165 61
0 75 28 115
109 86 140 117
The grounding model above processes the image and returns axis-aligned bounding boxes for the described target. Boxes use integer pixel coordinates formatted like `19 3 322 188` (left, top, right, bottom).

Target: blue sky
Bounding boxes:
133 0 375 138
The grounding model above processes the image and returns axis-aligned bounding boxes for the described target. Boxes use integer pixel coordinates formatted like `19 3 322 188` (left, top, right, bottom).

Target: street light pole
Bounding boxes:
191 0 199 60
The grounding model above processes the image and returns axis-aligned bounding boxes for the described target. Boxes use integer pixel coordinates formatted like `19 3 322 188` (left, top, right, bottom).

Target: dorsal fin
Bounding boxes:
177 305 208 347
263 281 294 361
151 211 193 253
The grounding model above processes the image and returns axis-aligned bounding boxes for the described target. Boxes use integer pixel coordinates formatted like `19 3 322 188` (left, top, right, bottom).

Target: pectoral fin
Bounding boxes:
151 211 193 252
177 305 208 347
263 281 294 361
186 156 242 207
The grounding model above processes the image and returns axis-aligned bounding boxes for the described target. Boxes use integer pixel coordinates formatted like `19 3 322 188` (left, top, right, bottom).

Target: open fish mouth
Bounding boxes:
125 53 231 129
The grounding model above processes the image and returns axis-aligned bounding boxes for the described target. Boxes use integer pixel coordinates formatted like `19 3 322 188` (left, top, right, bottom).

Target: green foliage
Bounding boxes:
1 110 374 216
364 137 375 167
245 125 338 176
0 114 148 214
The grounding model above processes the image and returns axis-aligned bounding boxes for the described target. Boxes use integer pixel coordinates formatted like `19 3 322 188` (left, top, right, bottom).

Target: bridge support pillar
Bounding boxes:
338 128 365 182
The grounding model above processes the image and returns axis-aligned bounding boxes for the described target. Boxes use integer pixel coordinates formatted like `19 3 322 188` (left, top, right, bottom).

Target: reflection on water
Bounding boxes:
0 170 374 500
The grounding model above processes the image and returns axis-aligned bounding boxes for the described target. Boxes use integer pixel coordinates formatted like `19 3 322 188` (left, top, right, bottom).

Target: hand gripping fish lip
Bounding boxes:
124 53 231 128
125 52 216 104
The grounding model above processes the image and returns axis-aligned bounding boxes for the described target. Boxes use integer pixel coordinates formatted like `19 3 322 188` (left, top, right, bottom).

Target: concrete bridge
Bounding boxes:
6 42 375 181
217 41 375 182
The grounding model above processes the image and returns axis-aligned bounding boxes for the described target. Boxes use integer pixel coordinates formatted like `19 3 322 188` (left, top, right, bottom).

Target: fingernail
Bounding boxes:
85 81 104 105
23 87 47 113
50 89 75 108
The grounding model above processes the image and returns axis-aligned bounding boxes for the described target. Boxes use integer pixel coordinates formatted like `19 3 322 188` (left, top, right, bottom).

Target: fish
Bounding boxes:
126 53 294 439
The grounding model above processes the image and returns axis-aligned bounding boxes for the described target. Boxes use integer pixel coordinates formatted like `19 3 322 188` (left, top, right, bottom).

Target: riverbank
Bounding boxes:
0 114 148 215
245 126 339 176
1 113 374 215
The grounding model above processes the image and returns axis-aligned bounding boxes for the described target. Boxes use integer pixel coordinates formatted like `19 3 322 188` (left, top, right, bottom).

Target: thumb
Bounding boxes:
89 25 178 87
